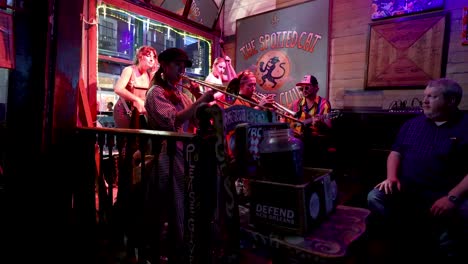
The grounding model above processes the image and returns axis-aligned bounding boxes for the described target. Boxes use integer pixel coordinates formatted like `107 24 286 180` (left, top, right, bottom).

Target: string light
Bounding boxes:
95 3 213 92
127 15 131 31
97 4 211 50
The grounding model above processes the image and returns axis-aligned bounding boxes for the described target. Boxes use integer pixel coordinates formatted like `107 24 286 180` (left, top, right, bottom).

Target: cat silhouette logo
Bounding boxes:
255 50 290 91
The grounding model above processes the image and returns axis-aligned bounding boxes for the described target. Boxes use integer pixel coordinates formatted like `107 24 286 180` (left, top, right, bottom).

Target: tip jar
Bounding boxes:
258 128 304 184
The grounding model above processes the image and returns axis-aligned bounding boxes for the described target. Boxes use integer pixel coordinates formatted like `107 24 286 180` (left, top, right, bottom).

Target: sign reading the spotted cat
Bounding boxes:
236 0 330 107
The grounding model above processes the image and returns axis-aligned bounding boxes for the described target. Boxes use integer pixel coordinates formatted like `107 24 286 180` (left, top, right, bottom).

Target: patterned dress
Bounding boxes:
144 84 194 244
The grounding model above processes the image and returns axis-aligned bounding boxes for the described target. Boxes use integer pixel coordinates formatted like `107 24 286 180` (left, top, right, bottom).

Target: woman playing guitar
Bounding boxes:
113 45 158 128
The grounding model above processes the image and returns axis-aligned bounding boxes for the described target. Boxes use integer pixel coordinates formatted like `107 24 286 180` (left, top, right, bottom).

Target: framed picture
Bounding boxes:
463 7 468 45
371 0 445 21
0 11 14 69
236 0 330 104
365 12 448 89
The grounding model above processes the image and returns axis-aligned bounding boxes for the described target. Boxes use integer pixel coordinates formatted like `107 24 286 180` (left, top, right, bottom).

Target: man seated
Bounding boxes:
290 75 332 136
367 78 468 261
289 74 333 168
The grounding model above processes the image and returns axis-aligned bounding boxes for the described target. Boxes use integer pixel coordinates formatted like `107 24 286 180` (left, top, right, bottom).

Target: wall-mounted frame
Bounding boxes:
0 11 14 69
235 0 330 105
463 7 468 45
365 12 448 90
371 0 445 21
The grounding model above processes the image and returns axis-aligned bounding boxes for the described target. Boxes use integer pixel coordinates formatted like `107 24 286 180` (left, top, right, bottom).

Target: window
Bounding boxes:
98 16 118 54
145 0 221 28
96 4 213 111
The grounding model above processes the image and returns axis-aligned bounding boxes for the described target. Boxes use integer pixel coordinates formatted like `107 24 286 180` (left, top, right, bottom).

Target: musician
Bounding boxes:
205 56 237 84
113 45 157 128
205 56 236 108
289 74 333 167
222 55 238 83
205 57 226 85
144 47 215 260
111 46 158 264
289 74 332 136
228 70 275 109
181 77 202 100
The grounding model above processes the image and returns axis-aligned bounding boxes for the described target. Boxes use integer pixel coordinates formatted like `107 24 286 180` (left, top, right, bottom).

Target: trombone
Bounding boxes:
253 92 298 117
180 74 304 124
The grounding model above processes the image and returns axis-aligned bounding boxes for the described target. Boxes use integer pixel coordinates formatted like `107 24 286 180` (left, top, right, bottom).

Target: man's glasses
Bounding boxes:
296 85 310 91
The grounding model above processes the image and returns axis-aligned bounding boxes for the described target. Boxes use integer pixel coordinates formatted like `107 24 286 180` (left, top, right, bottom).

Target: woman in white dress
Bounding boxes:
204 56 236 108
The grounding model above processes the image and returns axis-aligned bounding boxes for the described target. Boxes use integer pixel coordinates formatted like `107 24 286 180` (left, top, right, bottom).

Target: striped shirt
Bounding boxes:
289 95 331 135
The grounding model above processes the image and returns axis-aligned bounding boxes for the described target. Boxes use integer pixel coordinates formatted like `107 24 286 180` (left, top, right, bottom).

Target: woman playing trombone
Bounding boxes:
227 70 275 109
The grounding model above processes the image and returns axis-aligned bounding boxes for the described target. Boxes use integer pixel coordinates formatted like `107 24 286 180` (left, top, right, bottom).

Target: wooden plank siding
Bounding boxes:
221 0 468 109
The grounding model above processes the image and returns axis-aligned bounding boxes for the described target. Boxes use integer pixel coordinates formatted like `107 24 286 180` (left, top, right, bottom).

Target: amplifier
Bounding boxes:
249 168 337 236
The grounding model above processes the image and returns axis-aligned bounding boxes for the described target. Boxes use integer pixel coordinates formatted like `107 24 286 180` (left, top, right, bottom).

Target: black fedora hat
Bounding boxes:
158 47 193 68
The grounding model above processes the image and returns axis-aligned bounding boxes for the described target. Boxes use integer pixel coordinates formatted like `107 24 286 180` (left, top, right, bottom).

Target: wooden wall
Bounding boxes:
222 0 468 110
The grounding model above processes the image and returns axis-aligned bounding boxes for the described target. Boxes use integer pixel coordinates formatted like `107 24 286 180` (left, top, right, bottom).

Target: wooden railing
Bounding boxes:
73 104 241 264
75 126 195 262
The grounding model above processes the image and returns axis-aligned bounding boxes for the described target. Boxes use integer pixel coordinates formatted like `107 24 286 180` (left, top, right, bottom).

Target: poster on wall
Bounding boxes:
235 0 330 107
366 12 447 89
463 7 468 45
0 11 14 69
371 0 444 20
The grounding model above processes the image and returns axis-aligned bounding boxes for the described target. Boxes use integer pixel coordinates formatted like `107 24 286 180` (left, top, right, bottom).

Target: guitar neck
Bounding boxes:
302 113 326 126
302 111 339 126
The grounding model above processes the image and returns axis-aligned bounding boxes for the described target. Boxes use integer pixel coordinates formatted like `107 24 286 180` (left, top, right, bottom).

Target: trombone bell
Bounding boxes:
253 92 297 117
181 74 303 124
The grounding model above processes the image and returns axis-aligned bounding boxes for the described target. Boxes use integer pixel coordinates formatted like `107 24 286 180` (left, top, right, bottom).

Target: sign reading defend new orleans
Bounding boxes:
235 0 330 107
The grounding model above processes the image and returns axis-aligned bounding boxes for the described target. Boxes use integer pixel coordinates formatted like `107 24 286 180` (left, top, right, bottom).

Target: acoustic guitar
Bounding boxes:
299 109 341 126
292 109 342 135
